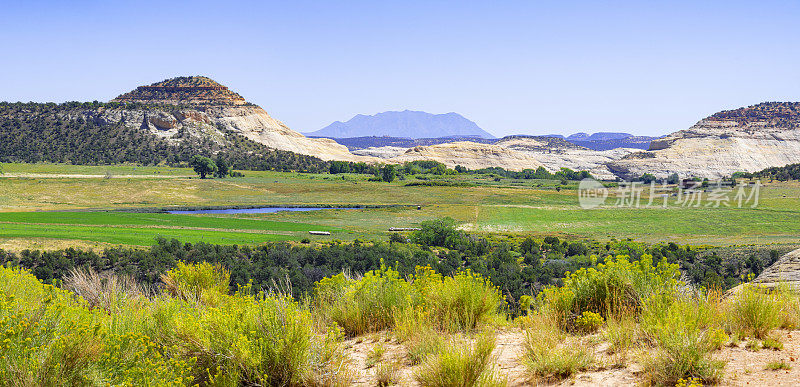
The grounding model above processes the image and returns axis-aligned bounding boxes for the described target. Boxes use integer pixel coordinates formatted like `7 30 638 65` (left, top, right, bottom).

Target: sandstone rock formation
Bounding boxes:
108 76 367 161
389 141 546 171
609 102 800 179
494 136 638 180
359 136 635 179
752 248 800 290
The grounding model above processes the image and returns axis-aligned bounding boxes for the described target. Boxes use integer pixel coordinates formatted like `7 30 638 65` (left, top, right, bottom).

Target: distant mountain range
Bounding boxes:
328 131 659 151
305 110 495 139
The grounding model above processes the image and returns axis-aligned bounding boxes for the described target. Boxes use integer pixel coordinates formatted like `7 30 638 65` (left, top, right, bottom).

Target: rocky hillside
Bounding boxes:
609 102 800 179
113 76 248 106
390 141 545 171
0 102 330 172
495 136 639 179
352 135 635 179
106 76 363 162
307 110 495 139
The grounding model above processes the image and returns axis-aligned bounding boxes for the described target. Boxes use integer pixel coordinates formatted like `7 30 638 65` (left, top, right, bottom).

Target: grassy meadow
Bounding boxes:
2 162 800 247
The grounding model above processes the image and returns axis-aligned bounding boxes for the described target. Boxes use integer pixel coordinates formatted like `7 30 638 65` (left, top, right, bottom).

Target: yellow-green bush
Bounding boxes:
413 266 506 332
725 284 782 340
0 263 349 386
640 295 724 386
574 311 604 333
414 334 505 387
536 254 679 331
0 266 190 386
161 261 231 304
312 265 506 337
312 265 419 336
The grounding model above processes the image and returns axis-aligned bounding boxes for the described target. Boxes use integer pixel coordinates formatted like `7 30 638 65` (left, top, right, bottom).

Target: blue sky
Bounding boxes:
2 1 799 137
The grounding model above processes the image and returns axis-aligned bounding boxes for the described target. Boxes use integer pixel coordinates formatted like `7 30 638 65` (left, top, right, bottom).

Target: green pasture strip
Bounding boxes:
480 205 800 239
0 222 295 245
0 211 340 233
0 163 193 176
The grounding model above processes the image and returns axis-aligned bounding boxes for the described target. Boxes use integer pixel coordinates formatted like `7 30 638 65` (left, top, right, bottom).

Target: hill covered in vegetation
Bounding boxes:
0 101 330 172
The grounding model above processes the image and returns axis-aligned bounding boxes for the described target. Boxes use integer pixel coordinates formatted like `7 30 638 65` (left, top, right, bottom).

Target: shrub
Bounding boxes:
574 311 604 334
536 254 679 331
63 267 148 312
0 276 105 385
150 288 348 386
413 266 506 332
411 217 465 249
312 265 419 336
0 266 189 386
375 360 400 386
414 334 505 387
726 284 781 339
523 314 593 382
640 296 724 386
160 261 230 303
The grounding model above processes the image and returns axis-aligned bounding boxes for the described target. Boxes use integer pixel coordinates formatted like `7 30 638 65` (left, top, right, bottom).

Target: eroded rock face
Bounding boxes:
389 141 546 171
753 248 800 290
105 76 367 161
609 102 800 179
373 136 636 179
494 136 638 180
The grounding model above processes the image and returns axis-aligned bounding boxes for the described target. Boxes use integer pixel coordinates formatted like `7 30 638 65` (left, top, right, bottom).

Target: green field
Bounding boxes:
2 162 800 248
0 210 340 246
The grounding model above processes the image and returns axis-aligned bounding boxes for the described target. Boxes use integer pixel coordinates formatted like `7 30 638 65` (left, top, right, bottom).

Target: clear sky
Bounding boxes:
2 0 799 137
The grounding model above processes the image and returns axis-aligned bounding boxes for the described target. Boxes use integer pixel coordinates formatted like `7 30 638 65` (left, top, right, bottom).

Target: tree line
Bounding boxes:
0 219 769 313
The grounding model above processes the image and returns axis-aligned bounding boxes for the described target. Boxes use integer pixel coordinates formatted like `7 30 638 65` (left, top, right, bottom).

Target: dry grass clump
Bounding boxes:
765 360 792 371
311 264 506 340
375 360 400 386
603 309 638 354
639 295 724 386
725 284 782 340
522 313 593 382
63 267 149 311
414 333 506 387
393 306 445 364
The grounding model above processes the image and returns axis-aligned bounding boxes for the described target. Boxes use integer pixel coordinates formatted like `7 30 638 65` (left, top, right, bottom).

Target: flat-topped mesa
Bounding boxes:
112 76 247 106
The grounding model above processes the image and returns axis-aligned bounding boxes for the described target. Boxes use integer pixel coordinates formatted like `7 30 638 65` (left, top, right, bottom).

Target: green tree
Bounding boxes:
381 165 396 182
411 217 464 248
190 155 217 179
214 157 229 178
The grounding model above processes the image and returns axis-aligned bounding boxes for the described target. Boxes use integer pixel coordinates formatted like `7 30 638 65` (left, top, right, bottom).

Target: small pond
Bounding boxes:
167 207 349 215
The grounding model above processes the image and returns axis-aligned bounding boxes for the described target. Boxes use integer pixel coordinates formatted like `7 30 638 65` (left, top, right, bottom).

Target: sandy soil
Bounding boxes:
341 328 800 386
716 330 800 387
